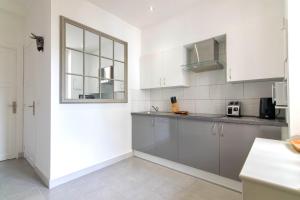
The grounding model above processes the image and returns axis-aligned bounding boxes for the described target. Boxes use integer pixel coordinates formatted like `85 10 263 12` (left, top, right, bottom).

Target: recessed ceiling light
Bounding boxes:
149 6 154 12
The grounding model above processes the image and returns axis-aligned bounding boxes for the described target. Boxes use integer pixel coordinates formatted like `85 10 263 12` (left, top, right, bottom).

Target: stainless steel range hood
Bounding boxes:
182 38 223 72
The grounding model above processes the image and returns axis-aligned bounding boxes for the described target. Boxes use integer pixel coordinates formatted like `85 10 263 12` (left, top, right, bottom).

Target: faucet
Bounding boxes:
152 106 159 112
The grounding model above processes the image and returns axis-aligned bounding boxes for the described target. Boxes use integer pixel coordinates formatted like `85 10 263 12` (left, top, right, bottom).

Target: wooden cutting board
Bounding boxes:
290 139 300 152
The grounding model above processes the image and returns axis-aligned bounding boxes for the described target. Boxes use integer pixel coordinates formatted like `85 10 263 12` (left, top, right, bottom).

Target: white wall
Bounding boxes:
288 0 300 137
50 0 141 180
24 0 51 179
0 9 24 158
141 0 284 55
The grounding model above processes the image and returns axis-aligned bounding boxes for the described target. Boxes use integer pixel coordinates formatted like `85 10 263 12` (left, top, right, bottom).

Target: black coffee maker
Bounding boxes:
259 98 275 119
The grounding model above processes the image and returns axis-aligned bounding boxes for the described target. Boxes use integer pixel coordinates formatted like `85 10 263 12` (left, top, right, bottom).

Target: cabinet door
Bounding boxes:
178 119 219 174
162 47 189 87
154 117 178 162
132 115 155 155
227 10 284 81
220 123 281 180
140 53 162 89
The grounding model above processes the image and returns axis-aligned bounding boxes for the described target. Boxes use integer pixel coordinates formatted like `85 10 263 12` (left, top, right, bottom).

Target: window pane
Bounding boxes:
85 31 99 55
101 58 113 68
85 54 99 77
114 61 124 81
114 92 125 100
101 58 113 79
66 23 83 51
85 77 100 99
65 49 83 75
101 37 113 59
114 42 125 62
65 75 83 99
100 79 113 99
114 80 124 92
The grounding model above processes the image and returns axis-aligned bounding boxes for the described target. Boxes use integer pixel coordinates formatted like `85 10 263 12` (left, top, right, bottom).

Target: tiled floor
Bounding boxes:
0 157 241 200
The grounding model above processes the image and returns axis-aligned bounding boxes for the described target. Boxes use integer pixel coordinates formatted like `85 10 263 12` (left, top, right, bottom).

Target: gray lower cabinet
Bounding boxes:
178 119 220 175
132 115 155 155
219 123 281 180
132 114 282 181
154 117 178 162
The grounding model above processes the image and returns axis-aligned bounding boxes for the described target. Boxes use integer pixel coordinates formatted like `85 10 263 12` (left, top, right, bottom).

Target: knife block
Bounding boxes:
171 103 179 113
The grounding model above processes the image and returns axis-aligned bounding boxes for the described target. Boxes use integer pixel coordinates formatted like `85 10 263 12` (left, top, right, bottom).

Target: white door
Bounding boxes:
23 42 36 165
0 46 17 161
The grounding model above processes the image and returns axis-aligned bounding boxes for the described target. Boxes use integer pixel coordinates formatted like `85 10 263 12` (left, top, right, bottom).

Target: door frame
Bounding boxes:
0 41 24 160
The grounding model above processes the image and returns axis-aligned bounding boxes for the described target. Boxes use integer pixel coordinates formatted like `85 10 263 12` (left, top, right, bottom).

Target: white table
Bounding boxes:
240 138 300 200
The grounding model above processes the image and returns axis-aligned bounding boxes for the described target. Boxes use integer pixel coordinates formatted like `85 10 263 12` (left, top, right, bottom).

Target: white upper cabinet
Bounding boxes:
140 53 162 89
227 9 285 82
140 46 189 89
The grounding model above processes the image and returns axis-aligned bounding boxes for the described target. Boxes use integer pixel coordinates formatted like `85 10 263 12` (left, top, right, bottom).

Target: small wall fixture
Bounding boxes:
30 33 44 52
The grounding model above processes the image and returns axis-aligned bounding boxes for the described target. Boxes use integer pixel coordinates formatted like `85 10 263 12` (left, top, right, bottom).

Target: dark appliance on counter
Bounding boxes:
226 101 241 117
259 98 275 119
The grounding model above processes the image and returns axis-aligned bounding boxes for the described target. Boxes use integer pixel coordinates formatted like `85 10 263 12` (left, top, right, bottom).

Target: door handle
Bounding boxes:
27 101 35 116
8 101 17 114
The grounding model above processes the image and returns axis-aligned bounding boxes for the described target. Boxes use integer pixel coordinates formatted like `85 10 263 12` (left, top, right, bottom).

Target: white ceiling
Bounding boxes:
86 0 201 29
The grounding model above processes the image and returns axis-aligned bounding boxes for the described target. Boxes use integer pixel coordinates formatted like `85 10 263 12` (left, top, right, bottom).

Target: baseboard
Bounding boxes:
134 151 242 192
18 152 24 159
34 165 50 188
24 154 50 188
49 151 133 189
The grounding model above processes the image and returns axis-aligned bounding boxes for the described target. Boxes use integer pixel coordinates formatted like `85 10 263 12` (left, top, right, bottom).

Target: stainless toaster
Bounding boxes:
226 101 241 117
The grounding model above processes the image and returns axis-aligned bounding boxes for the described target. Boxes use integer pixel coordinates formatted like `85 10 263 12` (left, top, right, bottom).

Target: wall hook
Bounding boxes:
30 33 44 52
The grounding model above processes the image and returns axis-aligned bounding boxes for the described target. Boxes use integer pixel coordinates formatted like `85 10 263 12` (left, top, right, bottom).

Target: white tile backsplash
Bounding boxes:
178 100 196 113
140 78 274 116
183 86 199 100
162 88 184 101
198 85 210 99
225 83 244 99
244 81 274 99
150 88 162 101
196 69 226 86
209 84 226 99
195 100 226 115
150 100 170 112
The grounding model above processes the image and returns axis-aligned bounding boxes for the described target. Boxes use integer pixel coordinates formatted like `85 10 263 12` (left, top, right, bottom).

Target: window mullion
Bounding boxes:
83 29 85 99
99 34 102 98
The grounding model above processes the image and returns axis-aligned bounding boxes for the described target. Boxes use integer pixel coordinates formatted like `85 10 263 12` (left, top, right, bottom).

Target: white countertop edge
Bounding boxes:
239 138 300 195
240 174 300 195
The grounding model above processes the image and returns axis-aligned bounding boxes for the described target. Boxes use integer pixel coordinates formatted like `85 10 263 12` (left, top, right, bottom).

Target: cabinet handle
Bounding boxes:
220 124 224 137
284 58 288 80
211 123 216 135
272 83 276 104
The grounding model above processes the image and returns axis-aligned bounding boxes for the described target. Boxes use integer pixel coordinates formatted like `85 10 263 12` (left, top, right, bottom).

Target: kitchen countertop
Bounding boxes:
240 138 300 195
131 112 288 127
